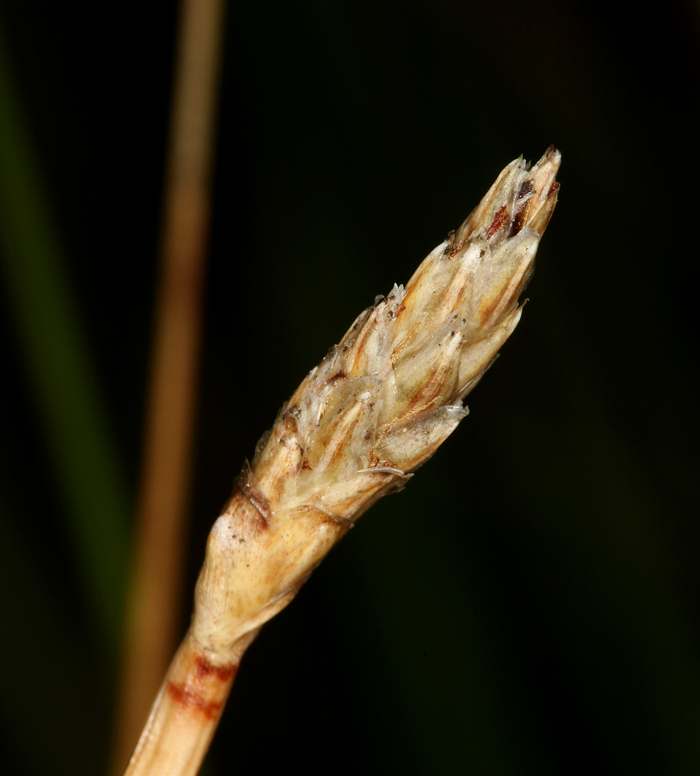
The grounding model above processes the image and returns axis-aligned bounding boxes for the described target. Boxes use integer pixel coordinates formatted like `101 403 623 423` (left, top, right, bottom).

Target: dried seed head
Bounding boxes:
193 148 560 655
254 146 560 520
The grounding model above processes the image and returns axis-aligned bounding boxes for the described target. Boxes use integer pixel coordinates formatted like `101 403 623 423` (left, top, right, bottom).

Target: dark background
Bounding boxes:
1 1 699 774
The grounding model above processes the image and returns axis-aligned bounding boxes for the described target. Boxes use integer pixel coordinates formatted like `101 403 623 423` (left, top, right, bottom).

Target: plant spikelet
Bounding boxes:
125 148 561 776
191 147 560 657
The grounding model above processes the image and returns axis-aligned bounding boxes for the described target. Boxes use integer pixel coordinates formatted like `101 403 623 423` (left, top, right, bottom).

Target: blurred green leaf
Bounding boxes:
0 25 128 654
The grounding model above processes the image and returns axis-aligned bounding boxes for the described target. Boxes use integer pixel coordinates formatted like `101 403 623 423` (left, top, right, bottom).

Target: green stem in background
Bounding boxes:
0 23 129 656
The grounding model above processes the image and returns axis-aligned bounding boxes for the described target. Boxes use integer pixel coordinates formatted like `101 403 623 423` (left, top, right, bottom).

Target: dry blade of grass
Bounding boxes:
123 147 561 776
111 0 228 772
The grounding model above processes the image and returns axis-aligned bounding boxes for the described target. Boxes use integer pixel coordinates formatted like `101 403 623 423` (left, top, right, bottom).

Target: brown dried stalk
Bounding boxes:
123 147 561 776
112 0 228 771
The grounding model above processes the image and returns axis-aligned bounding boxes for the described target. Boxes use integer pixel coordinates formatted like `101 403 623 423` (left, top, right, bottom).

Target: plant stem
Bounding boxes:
111 0 228 771
122 148 560 775
124 627 258 776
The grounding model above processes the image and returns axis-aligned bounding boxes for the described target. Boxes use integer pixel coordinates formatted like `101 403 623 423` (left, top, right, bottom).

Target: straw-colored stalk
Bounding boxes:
112 0 227 771
124 147 561 776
